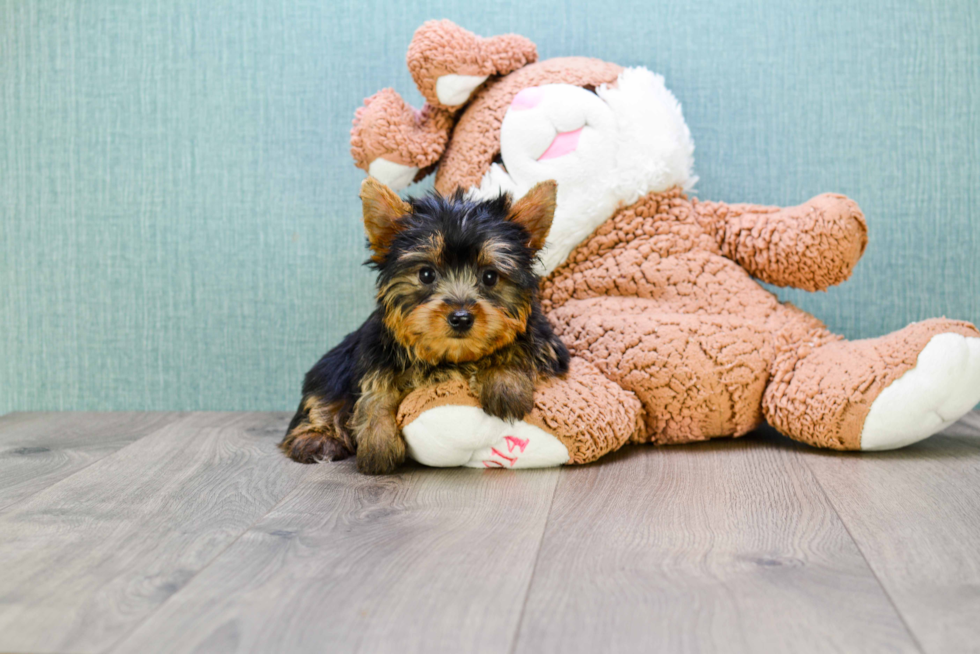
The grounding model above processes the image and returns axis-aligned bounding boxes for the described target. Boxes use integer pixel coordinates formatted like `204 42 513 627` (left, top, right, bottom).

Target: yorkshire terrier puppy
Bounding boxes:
280 178 570 475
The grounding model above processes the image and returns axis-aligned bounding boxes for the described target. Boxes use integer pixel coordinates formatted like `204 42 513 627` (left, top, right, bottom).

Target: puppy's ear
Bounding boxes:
507 180 557 251
361 177 412 261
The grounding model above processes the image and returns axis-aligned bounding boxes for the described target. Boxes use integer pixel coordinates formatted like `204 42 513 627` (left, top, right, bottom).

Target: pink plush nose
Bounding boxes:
538 127 583 161
510 87 544 111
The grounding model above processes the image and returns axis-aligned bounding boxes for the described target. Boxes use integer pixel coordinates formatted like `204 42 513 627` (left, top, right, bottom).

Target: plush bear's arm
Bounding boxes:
697 193 867 292
396 358 644 467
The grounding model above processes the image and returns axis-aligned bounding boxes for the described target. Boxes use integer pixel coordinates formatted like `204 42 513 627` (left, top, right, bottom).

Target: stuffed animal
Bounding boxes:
349 20 980 468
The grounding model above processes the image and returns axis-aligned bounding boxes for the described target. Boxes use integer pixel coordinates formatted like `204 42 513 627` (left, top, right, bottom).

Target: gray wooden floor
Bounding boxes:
1 412 979 654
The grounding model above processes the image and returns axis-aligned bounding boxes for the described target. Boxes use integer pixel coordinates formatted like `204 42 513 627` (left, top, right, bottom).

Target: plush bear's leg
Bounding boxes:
396 358 643 468
763 318 980 450
550 297 777 445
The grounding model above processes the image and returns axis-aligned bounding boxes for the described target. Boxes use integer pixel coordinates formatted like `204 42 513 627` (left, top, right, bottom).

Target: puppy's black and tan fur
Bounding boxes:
280 179 569 475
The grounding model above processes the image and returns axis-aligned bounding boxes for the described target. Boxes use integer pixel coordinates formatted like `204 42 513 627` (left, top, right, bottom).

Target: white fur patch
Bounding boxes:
469 67 696 275
368 158 418 192
436 74 489 107
403 405 570 468
861 334 980 450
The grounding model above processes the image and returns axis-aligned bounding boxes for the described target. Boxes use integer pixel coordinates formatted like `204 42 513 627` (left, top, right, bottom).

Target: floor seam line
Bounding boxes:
99 415 314 653
798 451 926 654
508 468 562 654
104 463 315 653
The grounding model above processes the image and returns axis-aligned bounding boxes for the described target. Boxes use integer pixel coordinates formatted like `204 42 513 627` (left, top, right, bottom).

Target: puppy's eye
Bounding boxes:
418 267 436 284
482 270 498 287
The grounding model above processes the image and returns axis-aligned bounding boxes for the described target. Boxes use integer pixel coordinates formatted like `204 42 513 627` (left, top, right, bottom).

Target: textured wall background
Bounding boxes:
1 0 978 412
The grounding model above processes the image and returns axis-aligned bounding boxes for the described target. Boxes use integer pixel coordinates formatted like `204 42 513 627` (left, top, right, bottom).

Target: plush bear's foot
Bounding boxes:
861 333 980 450
403 405 570 468
763 318 979 450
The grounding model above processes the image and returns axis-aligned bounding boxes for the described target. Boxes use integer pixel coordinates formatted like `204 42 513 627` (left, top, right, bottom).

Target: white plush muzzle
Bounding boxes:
470 67 697 275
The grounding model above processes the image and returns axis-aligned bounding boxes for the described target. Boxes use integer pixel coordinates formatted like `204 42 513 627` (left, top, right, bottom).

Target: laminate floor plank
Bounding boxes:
0 412 310 654
0 412 184 511
937 410 980 447
3 411 979 653
111 462 560 654
512 438 920 654
0 411 45 429
799 418 980 654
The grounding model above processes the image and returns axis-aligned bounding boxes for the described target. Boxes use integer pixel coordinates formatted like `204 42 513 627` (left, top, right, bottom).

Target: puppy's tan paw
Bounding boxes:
280 427 351 464
356 429 406 475
478 369 535 422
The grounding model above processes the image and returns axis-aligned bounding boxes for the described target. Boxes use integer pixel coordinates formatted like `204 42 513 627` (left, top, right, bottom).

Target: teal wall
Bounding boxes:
1 0 978 412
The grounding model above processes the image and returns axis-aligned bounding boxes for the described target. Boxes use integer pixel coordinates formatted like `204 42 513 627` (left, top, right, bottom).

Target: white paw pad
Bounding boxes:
367 158 418 191
861 333 980 450
402 405 569 469
435 74 488 107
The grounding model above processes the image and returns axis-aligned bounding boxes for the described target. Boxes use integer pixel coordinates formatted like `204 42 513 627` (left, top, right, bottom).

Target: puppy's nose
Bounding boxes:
447 310 474 332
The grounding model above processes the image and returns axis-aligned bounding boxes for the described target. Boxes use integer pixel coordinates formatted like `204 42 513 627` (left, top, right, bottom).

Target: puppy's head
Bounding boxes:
360 178 557 365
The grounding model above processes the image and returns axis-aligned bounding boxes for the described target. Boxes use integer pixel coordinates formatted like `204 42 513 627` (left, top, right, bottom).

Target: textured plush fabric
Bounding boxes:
397 187 978 455
1 0 978 413
350 20 538 174
351 91 454 170
407 20 538 109
435 57 623 194
764 318 980 449
398 358 643 464
541 188 976 450
707 194 867 292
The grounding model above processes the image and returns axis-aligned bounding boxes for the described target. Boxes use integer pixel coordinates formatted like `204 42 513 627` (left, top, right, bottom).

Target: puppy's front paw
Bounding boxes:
280 427 351 464
479 371 535 422
356 425 406 475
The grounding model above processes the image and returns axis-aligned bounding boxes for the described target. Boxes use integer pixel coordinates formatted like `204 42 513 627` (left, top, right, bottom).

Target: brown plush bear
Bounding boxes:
349 20 980 468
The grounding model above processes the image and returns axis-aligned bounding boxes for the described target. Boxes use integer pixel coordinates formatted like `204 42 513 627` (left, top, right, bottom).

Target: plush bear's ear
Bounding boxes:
350 89 455 192
407 20 537 109
351 21 536 191
360 177 412 261
507 181 557 252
